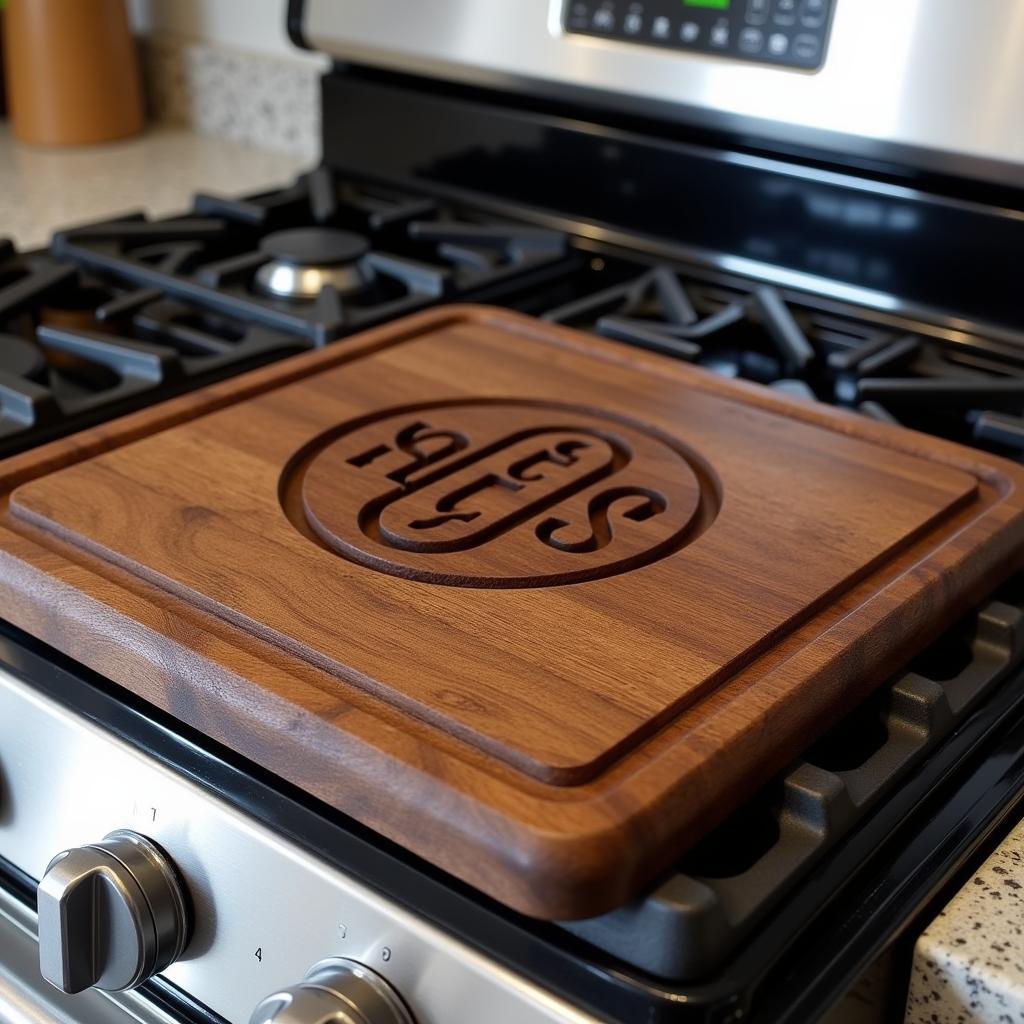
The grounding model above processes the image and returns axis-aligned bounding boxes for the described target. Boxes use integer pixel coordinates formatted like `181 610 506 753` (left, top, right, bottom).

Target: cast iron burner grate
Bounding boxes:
51 167 572 346
0 240 306 456
563 579 1024 980
542 261 1024 461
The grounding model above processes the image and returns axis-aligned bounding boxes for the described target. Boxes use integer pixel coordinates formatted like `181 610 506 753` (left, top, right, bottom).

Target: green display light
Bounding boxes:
683 0 731 8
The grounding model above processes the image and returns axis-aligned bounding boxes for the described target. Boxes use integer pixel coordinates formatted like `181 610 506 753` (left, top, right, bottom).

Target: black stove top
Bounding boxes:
0 169 577 456
541 257 1024 455
0 242 307 455
3 165 1024 468
50 167 572 344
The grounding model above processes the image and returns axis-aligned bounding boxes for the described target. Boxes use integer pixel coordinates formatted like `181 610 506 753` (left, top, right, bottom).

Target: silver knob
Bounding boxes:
250 959 415 1024
37 829 191 994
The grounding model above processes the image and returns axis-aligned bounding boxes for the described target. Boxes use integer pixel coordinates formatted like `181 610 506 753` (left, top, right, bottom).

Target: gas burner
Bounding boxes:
0 240 306 456
24 173 1024 469
52 168 574 344
254 228 375 300
543 261 1024 459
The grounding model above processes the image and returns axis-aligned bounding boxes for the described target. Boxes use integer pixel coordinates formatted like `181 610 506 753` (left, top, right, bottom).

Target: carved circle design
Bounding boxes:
283 399 719 588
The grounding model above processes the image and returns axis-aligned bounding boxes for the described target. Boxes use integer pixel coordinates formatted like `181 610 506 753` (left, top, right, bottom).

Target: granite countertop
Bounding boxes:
907 817 1024 1022
0 123 312 250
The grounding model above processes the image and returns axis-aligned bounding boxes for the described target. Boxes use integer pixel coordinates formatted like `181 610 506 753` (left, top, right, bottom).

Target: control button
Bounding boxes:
800 0 827 28
250 959 414 1024
592 7 614 31
567 2 589 29
709 18 730 47
37 830 191 994
738 27 764 53
773 0 797 25
767 32 790 56
745 0 769 25
793 32 821 61
652 15 671 39
623 11 643 34
680 20 700 43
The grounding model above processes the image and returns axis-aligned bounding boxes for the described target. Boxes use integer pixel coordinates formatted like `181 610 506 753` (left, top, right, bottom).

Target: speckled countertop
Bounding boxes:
907 818 1024 1023
0 123 312 251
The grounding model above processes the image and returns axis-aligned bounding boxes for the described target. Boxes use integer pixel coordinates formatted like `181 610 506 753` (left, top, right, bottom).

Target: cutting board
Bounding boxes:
1 306 1022 919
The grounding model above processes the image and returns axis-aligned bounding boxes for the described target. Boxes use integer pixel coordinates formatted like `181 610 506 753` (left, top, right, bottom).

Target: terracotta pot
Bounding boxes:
3 0 144 145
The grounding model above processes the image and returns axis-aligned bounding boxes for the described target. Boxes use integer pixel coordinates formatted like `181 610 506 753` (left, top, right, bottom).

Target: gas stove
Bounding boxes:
5 170 1024 466
2 3 1024 1024
0 173 575 456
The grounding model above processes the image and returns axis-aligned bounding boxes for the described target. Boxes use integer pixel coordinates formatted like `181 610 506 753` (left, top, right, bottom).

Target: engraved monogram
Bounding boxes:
293 400 711 587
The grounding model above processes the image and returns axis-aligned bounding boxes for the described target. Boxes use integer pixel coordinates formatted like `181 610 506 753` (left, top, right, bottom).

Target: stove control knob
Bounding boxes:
250 959 415 1024
37 829 191 994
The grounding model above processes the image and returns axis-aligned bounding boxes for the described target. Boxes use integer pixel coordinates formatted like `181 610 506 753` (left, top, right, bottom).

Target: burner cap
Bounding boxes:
255 228 375 301
259 228 370 267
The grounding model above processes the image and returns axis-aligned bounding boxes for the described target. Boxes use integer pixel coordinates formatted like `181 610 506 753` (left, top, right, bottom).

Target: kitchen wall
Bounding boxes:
127 0 324 65
127 0 325 156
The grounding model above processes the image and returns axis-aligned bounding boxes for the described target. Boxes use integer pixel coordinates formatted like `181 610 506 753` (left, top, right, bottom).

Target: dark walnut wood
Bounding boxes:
1 305 1022 919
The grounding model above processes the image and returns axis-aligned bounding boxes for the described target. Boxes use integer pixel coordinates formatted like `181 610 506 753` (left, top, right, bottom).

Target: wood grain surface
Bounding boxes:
0 305 1022 919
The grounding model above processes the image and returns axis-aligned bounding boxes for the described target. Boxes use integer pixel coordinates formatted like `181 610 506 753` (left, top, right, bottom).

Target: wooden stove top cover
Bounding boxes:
1 306 1021 919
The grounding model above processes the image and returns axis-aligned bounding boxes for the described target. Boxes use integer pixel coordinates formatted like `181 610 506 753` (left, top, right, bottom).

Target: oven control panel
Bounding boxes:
563 0 835 69
0 665 598 1024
